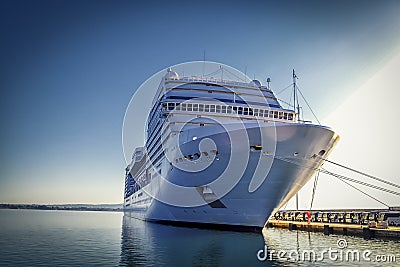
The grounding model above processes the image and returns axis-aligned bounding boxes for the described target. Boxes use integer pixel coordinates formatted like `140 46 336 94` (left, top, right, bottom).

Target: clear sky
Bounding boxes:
1 0 399 206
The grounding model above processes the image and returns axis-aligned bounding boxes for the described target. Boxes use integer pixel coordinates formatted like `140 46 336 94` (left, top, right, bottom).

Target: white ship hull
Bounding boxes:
124 122 338 228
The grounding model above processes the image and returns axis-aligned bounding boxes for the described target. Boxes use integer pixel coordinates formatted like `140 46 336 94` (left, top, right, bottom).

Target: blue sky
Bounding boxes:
1 0 399 205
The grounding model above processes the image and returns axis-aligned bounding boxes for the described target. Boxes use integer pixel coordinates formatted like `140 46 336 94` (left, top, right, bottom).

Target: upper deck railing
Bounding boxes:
165 76 270 91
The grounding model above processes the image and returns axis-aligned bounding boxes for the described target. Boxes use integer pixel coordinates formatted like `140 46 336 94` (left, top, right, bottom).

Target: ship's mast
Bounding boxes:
292 69 300 122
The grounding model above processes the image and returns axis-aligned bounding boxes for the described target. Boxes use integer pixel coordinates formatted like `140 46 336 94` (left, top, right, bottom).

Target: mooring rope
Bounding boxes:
319 157 400 189
265 153 399 207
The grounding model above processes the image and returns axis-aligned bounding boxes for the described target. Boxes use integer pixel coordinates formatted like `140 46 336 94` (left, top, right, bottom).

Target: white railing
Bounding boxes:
165 76 264 90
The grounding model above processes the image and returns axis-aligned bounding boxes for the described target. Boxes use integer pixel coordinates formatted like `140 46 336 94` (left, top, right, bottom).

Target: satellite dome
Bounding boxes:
165 68 179 79
251 79 262 87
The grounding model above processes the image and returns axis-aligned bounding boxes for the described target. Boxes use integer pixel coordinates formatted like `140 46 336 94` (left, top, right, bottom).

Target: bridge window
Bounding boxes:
168 103 175 110
163 101 296 122
268 111 273 118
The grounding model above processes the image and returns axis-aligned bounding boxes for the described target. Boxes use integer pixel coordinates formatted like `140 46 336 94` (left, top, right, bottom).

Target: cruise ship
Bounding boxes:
123 66 339 229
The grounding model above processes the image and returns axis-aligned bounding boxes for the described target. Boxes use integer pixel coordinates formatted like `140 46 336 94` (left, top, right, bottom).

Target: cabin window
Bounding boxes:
181 103 187 111
162 103 167 110
279 112 283 119
221 106 227 113
193 104 199 112
199 104 204 112
253 109 259 116
205 104 210 112
237 107 243 115
284 113 288 120
273 111 278 118
168 103 175 110
210 105 216 112
249 108 253 116
216 105 221 113
187 103 193 111
288 113 293 120
243 107 248 115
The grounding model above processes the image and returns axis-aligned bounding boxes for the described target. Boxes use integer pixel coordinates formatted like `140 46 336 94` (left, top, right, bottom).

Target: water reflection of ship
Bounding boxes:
119 215 280 266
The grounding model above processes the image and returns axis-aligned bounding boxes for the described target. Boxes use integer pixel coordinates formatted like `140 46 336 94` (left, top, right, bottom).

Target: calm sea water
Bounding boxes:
0 209 399 266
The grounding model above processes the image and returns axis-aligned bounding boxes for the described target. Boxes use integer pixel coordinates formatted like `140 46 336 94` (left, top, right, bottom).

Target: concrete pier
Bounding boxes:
266 220 400 240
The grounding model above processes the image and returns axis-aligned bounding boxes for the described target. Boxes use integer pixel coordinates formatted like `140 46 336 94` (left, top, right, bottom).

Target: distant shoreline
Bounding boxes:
0 204 123 212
